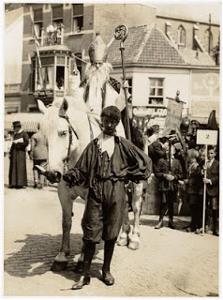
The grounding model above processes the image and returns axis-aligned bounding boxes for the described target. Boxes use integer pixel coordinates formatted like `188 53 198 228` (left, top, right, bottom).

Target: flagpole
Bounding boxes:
30 10 47 100
202 144 208 235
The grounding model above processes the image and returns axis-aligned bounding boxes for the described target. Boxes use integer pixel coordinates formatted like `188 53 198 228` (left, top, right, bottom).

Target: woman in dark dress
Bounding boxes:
9 121 29 188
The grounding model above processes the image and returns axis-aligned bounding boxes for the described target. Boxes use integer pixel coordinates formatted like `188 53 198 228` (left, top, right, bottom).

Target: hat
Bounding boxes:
101 106 121 123
191 120 200 127
12 121 21 128
88 33 107 64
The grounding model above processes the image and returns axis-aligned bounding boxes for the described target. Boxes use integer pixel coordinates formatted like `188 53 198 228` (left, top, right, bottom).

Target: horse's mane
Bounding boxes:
131 125 145 151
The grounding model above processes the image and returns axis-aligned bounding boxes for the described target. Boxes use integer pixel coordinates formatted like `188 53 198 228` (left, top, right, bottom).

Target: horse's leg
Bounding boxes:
52 182 73 271
117 186 131 247
128 182 143 250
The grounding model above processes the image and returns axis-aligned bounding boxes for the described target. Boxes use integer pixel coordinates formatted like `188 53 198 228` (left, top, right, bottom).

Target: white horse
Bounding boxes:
37 71 144 270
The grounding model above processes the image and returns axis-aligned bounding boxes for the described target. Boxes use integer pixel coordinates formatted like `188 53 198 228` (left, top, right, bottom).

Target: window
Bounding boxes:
33 8 43 38
149 78 164 105
177 25 186 47
56 66 65 90
72 4 84 32
126 78 132 96
52 4 63 28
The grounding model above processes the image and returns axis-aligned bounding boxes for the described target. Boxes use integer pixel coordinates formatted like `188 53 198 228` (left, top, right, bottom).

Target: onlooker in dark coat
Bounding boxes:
203 146 219 235
148 133 168 171
154 144 183 229
185 153 203 232
9 121 29 188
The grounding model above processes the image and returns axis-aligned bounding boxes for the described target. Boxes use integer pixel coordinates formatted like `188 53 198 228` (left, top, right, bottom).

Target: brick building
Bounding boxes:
5 3 220 130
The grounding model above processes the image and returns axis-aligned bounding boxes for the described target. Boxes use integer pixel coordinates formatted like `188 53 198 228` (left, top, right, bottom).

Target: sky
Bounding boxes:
155 1 221 24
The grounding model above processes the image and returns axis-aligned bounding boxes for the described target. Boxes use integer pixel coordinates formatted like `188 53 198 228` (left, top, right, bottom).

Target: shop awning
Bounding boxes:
4 113 44 132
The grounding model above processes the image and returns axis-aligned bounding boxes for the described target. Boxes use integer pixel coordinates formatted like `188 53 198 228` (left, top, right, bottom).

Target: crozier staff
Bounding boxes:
63 106 152 290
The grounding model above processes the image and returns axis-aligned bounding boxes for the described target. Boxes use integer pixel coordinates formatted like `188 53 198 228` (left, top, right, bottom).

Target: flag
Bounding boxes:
207 110 218 130
30 10 43 86
30 12 41 52
165 97 183 131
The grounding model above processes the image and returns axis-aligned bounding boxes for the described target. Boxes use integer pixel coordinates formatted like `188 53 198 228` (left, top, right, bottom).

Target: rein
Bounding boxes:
60 114 79 173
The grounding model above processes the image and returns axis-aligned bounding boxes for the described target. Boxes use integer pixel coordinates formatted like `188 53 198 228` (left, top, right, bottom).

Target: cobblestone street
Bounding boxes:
4 157 219 296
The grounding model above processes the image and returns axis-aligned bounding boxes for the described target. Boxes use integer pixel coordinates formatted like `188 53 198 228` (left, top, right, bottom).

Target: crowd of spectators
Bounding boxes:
144 121 219 236
5 118 219 236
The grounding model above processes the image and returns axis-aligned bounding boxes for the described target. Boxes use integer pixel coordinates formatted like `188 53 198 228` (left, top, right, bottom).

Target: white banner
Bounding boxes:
196 129 218 145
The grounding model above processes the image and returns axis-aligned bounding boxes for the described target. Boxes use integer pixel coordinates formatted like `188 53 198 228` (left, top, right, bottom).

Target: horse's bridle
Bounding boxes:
60 114 79 173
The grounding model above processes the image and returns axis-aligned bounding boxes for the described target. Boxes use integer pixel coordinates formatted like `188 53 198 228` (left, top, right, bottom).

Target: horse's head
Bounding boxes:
37 97 79 183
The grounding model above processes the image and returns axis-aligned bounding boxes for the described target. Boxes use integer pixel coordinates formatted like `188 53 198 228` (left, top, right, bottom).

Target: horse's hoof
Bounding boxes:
65 251 70 256
128 240 140 250
74 261 84 273
51 261 68 272
117 237 128 247
54 252 69 262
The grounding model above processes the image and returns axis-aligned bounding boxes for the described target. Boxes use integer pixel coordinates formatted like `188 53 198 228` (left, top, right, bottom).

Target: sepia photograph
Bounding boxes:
3 0 221 297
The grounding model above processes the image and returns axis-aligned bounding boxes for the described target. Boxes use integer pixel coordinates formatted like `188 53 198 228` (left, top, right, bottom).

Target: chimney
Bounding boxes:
165 21 171 37
193 24 199 50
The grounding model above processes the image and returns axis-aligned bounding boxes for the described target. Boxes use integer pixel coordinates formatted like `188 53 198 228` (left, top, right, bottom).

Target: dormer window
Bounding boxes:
177 25 186 47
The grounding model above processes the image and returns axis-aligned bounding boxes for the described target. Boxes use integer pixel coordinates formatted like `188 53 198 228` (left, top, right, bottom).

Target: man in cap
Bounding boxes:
153 140 183 229
148 130 169 171
63 105 152 290
9 121 29 188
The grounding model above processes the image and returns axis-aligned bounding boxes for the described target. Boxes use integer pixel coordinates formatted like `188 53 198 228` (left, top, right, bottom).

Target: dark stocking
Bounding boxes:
102 239 116 273
83 241 96 276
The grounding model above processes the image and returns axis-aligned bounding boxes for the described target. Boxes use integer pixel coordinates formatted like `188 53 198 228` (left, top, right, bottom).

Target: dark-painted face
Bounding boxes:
101 116 118 136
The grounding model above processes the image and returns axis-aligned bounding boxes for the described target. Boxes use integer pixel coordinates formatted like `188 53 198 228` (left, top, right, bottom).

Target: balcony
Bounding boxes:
38 23 65 47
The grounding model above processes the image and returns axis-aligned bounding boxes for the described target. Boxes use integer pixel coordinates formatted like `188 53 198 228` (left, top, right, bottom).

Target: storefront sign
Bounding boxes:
132 106 167 131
